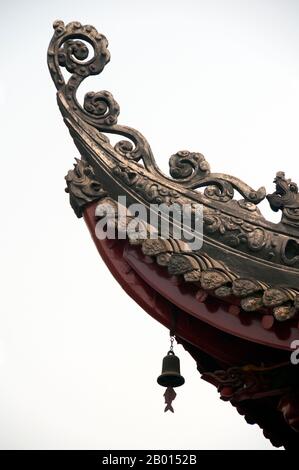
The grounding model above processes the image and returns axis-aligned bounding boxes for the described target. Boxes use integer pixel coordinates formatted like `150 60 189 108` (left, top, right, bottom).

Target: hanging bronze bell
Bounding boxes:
157 350 185 387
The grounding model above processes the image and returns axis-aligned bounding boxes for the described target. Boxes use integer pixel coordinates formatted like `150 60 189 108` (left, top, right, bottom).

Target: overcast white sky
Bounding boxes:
1 0 299 449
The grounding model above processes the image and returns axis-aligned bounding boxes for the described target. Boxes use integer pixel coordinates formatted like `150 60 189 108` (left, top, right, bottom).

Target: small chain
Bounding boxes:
170 336 174 352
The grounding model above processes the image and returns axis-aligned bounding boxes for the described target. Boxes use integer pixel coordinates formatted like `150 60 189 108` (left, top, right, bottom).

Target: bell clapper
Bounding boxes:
164 386 176 413
157 335 185 413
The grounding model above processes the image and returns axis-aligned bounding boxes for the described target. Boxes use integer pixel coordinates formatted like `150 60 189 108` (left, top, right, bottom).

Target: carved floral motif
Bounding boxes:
112 164 180 204
203 208 274 254
169 151 210 180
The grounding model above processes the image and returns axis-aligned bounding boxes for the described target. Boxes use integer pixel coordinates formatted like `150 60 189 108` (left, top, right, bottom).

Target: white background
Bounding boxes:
1 0 299 449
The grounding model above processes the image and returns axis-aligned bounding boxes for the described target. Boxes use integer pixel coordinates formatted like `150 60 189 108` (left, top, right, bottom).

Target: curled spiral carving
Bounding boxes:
114 140 134 156
58 40 90 72
48 20 267 198
48 20 157 169
168 150 265 204
204 183 234 202
50 20 111 80
169 151 210 180
84 91 120 126
47 20 119 127
114 137 147 162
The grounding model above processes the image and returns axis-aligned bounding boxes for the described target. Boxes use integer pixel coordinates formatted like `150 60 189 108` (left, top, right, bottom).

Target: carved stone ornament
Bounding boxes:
48 21 299 449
